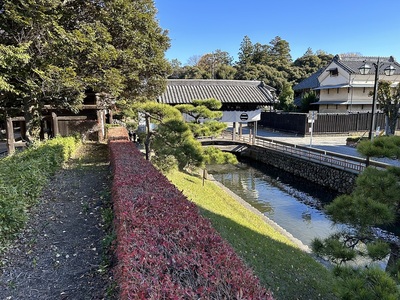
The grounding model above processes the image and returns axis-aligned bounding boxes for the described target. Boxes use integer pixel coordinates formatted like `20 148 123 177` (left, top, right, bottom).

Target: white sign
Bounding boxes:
220 109 261 123
308 111 318 123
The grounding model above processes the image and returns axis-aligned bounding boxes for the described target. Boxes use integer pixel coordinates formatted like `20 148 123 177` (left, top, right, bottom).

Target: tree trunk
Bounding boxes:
385 115 391 136
388 106 399 136
144 114 151 161
23 100 41 144
385 242 400 276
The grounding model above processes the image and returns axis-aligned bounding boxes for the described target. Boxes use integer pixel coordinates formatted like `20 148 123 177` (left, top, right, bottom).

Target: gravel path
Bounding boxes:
0 142 114 300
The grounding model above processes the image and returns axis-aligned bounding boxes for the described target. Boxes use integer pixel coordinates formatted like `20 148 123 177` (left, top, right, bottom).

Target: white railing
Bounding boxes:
200 131 390 174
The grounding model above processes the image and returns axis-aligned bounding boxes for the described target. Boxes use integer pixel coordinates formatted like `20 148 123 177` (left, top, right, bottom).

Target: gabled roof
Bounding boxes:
330 54 400 75
157 79 276 105
293 68 324 91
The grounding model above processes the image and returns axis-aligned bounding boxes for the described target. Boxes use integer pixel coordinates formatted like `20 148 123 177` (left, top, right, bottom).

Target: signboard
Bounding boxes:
240 113 249 121
308 111 318 123
220 109 261 123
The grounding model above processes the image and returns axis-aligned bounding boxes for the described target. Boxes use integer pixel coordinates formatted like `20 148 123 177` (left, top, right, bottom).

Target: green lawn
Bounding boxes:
167 170 338 300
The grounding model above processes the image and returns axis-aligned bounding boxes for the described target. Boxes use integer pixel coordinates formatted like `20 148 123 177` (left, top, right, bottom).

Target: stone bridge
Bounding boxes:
199 135 389 194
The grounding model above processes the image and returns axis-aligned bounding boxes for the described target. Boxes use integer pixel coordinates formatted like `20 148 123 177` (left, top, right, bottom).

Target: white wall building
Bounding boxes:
314 55 400 113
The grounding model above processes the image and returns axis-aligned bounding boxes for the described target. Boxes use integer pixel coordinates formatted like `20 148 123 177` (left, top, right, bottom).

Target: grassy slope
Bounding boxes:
167 170 338 300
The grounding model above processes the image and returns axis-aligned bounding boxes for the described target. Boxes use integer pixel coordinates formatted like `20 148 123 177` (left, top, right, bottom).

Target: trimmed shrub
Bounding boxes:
109 127 273 299
0 136 80 246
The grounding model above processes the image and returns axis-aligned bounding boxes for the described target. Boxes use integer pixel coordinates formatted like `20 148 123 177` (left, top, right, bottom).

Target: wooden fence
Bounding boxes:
259 112 399 136
4 112 104 155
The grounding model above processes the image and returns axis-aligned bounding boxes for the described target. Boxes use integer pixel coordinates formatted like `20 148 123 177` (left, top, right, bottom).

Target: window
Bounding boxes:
363 87 366 93
327 68 339 76
337 88 339 94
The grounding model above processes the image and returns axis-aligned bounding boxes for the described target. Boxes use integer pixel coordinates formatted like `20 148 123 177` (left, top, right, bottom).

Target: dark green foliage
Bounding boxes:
333 266 400 300
358 136 400 159
300 91 318 112
175 98 226 138
203 146 238 165
277 82 295 111
312 166 399 266
375 81 400 135
312 135 400 297
135 102 204 171
170 36 334 97
153 118 204 170
311 234 357 265
0 0 171 140
0 137 80 247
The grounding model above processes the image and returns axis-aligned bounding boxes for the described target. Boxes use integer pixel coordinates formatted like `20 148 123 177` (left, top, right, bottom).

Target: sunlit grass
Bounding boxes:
167 169 338 300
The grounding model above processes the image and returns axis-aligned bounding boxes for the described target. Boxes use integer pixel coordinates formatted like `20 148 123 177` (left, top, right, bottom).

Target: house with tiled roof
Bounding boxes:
293 68 324 107
314 55 400 113
157 79 277 123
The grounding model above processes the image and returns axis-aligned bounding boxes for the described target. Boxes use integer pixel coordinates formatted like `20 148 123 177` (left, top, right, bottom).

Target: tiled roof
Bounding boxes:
157 79 276 105
293 68 324 91
332 55 400 75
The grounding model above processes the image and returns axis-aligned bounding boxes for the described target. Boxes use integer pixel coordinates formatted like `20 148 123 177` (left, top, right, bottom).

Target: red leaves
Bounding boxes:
107 127 130 141
108 128 274 299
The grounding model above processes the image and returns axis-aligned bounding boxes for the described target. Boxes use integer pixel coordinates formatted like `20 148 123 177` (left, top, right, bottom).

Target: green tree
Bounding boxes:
179 65 205 79
168 59 183 79
215 64 237 80
196 50 233 79
312 135 400 295
252 42 270 65
0 0 171 142
277 82 295 111
293 48 333 83
0 0 87 141
268 36 292 70
300 91 318 112
202 146 238 165
134 101 203 171
95 0 171 102
332 266 399 300
375 80 400 135
175 98 226 138
134 100 236 172
0 43 30 93
237 35 254 67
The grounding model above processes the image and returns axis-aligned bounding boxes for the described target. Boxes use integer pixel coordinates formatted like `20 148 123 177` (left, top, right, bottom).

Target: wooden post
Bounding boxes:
97 109 104 141
108 109 114 124
52 112 59 136
6 117 15 154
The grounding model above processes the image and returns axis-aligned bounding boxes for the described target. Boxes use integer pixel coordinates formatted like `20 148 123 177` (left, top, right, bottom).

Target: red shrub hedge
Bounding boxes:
109 127 273 299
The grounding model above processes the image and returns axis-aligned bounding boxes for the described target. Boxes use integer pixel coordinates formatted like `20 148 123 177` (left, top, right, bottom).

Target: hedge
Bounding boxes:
109 127 273 299
0 136 80 246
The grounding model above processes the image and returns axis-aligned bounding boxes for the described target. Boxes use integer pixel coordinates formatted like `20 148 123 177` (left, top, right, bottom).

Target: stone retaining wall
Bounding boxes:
241 145 356 194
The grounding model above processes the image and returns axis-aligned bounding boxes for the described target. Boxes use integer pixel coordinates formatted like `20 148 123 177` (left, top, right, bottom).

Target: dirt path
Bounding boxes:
0 142 115 300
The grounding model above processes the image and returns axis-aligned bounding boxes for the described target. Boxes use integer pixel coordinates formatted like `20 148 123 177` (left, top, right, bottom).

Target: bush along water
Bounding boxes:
0 136 80 248
108 127 274 299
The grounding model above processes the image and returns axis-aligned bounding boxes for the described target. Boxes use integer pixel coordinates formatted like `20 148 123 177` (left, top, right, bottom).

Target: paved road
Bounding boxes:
0 142 7 156
243 126 400 167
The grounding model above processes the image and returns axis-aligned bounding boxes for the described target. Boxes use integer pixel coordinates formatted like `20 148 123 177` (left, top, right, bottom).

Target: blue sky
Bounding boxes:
154 0 400 65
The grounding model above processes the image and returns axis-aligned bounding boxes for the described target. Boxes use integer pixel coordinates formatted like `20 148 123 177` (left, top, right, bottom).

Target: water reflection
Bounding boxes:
207 158 343 247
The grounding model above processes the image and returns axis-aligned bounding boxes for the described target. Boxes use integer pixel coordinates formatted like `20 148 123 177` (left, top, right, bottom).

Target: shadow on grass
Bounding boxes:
196 206 338 300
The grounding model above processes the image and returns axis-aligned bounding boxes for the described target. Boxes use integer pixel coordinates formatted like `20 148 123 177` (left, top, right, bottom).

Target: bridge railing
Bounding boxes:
201 131 391 174
254 137 367 173
254 136 392 174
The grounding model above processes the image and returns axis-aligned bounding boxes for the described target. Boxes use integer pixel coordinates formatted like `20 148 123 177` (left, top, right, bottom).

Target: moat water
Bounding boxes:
207 157 345 247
